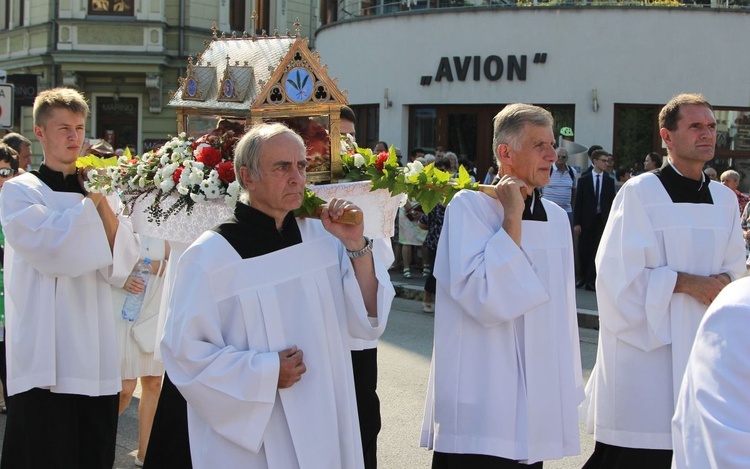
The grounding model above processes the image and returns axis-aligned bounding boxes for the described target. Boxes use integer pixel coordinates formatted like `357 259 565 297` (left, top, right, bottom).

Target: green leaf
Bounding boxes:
455 165 473 187
433 167 451 184
287 78 300 91
294 188 326 217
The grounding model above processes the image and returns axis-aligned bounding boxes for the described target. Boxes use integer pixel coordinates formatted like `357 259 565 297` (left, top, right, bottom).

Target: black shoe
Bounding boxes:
575 280 585 289
585 283 596 292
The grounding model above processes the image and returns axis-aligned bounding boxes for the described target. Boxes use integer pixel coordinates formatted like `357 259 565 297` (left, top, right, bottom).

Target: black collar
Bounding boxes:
213 202 302 259
653 164 713 204
31 164 86 195
522 188 547 222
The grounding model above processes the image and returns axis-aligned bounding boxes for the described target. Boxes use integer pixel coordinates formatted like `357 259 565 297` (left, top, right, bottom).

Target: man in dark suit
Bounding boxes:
574 149 615 291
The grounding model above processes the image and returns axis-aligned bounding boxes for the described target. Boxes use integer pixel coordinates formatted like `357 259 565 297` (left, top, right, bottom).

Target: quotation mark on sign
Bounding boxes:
533 53 547 64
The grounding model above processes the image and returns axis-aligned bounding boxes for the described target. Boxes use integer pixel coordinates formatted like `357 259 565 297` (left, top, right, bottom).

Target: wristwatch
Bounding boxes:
346 236 374 258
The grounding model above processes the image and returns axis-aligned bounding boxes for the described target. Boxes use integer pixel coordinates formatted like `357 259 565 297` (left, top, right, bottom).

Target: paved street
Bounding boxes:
0 279 600 468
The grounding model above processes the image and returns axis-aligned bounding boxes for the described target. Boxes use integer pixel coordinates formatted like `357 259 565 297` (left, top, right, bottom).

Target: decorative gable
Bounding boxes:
168 22 349 184
254 38 347 110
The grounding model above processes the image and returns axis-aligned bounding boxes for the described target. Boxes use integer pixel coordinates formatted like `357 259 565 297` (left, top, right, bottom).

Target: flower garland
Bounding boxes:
84 129 483 226
313 134 478 216
84 130 242 224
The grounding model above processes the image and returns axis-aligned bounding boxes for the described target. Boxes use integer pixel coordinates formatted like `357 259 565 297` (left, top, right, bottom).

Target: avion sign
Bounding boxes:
420 53 547 86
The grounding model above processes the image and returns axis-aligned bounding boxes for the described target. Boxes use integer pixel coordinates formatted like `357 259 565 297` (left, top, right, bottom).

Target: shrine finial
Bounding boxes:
293 19 301 37
211 22 218 39
251 11 258 38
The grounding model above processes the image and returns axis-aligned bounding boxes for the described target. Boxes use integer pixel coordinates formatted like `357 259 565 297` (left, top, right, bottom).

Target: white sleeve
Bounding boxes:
160 250 280 454
672 294 750 468
340 237 394 340
595 184 677 351
436 192 550 327
100 195 141 287
0 180 127 278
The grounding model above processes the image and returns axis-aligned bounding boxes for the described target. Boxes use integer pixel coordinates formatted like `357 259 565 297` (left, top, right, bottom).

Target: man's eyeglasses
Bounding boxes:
0 168 16 178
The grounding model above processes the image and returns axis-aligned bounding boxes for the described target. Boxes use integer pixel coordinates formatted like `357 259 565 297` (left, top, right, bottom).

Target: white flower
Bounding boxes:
225 193 238 207
190 192 206 203
188 167 204 185
159 179 175 192
353 154 366 168
227 180 241 197
201 180 222 199
406 160 425 178
177 184 189 195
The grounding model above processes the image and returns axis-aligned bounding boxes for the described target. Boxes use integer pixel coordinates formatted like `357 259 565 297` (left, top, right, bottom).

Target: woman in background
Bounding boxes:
112 235 170 467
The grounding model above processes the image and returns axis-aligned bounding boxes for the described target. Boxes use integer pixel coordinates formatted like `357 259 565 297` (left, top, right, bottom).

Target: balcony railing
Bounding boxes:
331 0 749 23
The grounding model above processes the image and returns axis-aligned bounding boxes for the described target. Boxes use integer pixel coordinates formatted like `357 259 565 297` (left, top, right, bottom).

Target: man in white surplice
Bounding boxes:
672 276 750 468
160 123 394 469
581 93 746 468
0 87 140 469
420 104 584 468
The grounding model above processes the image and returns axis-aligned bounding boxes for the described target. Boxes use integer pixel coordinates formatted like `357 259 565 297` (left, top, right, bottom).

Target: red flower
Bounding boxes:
216 161 235 183
172 166 184 184
196 146 222 168
129 158 138 165
375 152 389 172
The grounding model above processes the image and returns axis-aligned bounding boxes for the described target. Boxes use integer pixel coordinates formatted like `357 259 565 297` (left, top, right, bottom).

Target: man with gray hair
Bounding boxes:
420 103 583 467
1 132 32 172
160 122 395 468
720 169 749 216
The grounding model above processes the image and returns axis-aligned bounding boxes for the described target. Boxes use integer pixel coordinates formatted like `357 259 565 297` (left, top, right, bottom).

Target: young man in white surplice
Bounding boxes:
581 93 746 468
0 87 140 469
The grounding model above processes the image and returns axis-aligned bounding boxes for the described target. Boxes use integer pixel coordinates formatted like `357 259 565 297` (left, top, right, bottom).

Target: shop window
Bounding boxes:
409 103 574 177
410 107 438 154
714 108 750 155
89 0 134 16
351 104 380 151
614 104 750 174
614 104 660 173
95 97 139 153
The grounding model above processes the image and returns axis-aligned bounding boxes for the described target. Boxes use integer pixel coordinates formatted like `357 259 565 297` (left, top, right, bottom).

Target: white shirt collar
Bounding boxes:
667 157 707 184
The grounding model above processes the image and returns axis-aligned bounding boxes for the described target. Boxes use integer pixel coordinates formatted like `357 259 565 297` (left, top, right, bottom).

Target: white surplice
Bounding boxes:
672 276 750 468
582 173 746 450
160 218 394 469
420 190 584 464
0 172 140 396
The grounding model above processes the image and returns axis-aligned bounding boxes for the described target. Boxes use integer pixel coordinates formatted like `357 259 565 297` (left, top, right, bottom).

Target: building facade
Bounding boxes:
0 0 317 163
314 3 750 183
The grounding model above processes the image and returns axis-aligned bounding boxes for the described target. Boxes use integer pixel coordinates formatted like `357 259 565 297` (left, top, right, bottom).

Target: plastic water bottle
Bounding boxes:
121 258 152 322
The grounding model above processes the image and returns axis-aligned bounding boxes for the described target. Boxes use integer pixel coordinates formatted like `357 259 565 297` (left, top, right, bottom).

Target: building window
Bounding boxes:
89 0 134 16
351 104 380 151
614 104 750 176
229 0 245 32
409 104 574 179
714 108 750 155
613 104 661 173
254 0 271 34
